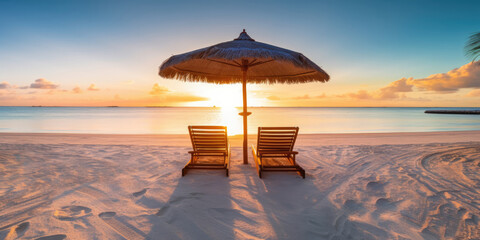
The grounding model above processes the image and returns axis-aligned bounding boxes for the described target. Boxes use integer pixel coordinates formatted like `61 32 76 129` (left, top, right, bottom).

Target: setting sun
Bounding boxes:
219 106 243 135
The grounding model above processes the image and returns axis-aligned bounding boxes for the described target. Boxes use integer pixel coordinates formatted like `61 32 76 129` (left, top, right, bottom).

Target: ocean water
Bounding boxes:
0 107 479 135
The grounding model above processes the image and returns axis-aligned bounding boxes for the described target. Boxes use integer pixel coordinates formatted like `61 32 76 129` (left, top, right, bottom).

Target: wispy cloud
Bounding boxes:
292 94 311 100
148 83 207 103
30 78 58 89
466 89 480 97
0 81 11 89
267 95 281 101
341 78 413 100
149 83 169 95
87 84 100 91
268 93 327 101
165 94 208 102
341 90 374 100
72 86 83 93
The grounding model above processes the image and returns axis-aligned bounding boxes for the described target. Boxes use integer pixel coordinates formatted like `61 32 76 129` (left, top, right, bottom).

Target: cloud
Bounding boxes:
343 78 413 100
343 90 374 100
148 84 206 103
267 95 281 100
267 93 326 101
377 78 414 99
149 83 169 95
292 94 311 100
88 84 100 91
413 61 480 92
30 78 58 89
466 89 480 97
72 86 82 94
165 94 209 102
342 61 480 100
0 81 11 89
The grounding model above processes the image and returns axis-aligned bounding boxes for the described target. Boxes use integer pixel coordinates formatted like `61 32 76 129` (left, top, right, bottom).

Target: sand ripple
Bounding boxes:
0 140 479 239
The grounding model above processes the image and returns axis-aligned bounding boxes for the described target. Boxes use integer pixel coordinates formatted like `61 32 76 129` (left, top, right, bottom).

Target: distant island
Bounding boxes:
425 110 480 114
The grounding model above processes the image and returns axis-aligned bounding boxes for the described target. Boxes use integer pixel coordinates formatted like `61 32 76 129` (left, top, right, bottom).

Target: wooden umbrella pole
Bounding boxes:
241 66 248 164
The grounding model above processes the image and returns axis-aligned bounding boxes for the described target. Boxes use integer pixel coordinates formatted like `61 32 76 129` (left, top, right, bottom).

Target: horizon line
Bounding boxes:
0 106 479 108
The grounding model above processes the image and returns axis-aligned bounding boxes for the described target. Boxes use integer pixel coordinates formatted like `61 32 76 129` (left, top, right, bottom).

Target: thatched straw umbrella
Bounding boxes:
159 29 329 164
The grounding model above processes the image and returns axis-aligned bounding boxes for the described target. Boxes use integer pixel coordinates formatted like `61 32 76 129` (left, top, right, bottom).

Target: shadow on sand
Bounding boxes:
140 146 389 239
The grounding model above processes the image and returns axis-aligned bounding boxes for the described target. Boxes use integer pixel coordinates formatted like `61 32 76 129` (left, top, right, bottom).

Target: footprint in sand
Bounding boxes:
375 198 392 207
4 222 30 240
15 222 29 234
465 214 478 225
375 198 400 211
54 206 92 221
366 181 385 192
34 234 67 240
98 211 116 219
155 192 204 216
343 199 364 213
98 211 146 239
132 188 147 197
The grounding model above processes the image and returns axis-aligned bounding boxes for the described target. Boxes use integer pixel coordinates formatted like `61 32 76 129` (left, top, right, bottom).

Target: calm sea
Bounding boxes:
0 107 479 135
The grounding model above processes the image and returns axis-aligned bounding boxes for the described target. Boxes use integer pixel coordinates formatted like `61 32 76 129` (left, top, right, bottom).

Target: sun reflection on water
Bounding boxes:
219 106 243 136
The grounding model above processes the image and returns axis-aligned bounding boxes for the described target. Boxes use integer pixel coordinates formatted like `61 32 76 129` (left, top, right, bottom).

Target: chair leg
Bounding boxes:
182 168 187 177
226 169 229 177
297 166 305 179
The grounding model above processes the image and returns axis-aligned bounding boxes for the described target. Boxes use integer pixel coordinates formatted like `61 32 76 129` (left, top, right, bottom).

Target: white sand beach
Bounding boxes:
1 131 479 239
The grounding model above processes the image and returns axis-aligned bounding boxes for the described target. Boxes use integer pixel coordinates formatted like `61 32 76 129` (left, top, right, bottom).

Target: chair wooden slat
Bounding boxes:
193 135 226 139
258 139 295 142
183 126 230 177
259 127 300 130
189 125 227 129
259 143 293 146
260 137 295 140
191 130 227 133
252 127 304 179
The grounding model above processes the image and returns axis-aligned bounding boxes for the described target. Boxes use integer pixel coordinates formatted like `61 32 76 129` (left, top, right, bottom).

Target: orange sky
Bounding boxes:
1 61 480 107
1 1 480 107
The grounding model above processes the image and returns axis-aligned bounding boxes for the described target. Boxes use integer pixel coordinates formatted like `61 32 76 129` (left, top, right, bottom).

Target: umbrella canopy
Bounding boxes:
160 30 329 83
159 30 329 164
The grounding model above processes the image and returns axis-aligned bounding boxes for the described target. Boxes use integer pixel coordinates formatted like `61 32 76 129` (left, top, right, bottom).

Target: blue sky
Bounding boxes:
1 0 480 106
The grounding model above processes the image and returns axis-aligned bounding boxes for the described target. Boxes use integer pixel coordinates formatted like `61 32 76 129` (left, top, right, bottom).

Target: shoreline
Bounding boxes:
1 130 479 146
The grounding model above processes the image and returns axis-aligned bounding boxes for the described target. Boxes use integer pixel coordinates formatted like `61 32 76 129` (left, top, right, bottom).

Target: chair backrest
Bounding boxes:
257 127 299 153
189 126 228 152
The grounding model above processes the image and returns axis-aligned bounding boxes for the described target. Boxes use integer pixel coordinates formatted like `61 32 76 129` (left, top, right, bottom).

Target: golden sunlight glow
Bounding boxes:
219 106 243 135
190 84 264 107
205 85 243 107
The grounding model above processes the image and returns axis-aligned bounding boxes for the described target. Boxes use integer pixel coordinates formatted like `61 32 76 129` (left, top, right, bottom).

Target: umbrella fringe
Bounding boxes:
160 68 328 84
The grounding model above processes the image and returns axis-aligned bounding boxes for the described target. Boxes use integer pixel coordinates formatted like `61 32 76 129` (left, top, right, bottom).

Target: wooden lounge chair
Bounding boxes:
182 126 230 177
251 127 305 178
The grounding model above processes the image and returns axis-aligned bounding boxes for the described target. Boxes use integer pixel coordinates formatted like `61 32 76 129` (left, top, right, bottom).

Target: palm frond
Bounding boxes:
465 32 480 61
